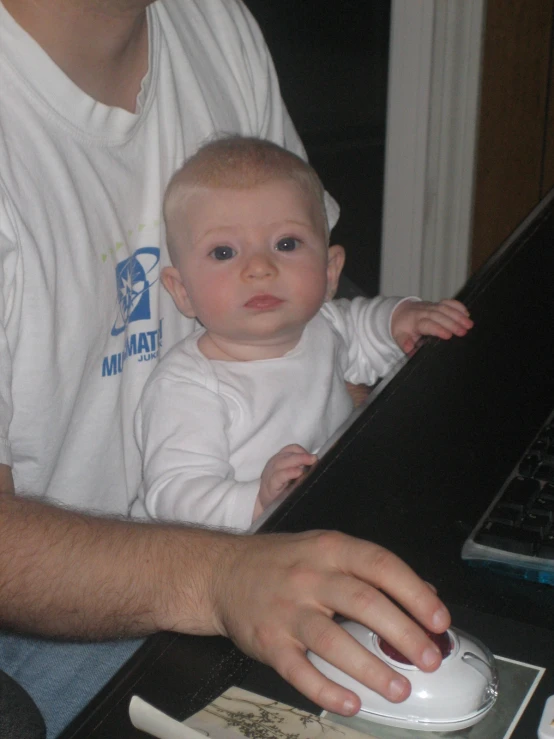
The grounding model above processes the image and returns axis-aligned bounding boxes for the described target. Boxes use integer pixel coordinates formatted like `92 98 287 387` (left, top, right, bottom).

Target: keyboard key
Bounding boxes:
488 507 520 525
500 476 539 508
541 484 554 500
535 463 554 483
531 437 549 452
532 498 554 516
542 425 554 443
476 522 540 555
537 532 554 560
519 454 541 477
521 512 550 537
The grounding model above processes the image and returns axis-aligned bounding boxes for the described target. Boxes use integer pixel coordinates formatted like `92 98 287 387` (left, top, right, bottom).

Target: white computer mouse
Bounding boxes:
307 620 498 732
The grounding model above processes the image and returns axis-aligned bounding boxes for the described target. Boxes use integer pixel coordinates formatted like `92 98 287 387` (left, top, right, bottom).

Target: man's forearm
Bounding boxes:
0 489 454 717
0 490 237 640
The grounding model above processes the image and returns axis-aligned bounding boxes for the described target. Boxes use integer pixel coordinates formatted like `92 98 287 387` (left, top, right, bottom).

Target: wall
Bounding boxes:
471 0 554 271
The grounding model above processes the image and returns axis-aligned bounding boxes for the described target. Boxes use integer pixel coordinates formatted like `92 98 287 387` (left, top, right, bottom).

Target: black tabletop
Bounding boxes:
61 194 554 738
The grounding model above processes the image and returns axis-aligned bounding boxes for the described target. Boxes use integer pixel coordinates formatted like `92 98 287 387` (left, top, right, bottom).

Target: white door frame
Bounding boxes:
380 0 486 300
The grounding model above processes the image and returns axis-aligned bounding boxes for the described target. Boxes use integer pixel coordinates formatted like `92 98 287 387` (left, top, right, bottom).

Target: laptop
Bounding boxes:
458 191 554 585
254 188 554 588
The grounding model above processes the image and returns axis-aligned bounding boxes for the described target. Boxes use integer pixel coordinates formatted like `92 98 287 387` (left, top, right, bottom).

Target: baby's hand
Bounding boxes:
392 299 473 354
255 445 317 517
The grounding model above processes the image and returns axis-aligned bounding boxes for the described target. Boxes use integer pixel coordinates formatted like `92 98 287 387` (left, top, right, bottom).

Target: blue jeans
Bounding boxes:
0 632 145 737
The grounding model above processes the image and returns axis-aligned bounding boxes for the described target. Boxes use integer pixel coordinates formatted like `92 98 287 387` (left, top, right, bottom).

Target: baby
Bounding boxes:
131 136 472 529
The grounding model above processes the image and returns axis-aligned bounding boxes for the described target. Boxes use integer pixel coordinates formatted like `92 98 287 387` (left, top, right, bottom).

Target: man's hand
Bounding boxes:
211 530 451 716
256 445 317 514
391 299 473 354
0 491 449 719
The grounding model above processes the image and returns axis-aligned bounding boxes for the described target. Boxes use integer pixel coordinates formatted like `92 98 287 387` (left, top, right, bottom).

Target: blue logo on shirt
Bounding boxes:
111 247 160 336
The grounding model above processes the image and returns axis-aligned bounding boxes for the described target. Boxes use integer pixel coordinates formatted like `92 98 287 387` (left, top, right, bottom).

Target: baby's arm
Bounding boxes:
391 299 473 354
323 296 409 386
253 445 317 521
136 371 259 531
324 296 472 388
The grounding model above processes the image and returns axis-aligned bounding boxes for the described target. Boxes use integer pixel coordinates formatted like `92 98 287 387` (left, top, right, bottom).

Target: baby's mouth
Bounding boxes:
244 294 284 310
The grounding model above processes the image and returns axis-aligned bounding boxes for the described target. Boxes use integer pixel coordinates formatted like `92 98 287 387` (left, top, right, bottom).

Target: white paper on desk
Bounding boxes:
130 696 207 739
130 687 378 739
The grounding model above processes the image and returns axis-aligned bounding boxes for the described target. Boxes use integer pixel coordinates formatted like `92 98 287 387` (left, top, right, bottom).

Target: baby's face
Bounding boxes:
169 178 341 353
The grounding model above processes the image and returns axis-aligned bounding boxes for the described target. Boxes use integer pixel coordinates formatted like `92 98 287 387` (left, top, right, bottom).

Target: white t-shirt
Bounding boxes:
133 297 405 530
0 0 338 513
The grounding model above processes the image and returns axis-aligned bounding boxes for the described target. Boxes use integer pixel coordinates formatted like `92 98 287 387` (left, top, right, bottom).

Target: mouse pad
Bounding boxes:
183 686 380 739
325 656 544 739
179 656 543 739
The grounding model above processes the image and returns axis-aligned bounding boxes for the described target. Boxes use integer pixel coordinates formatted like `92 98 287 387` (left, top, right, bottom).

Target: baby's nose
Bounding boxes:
243 253 277 279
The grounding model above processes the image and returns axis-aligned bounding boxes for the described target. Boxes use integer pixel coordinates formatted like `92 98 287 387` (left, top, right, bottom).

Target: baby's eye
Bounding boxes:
275 237 299 252
210 245 236 261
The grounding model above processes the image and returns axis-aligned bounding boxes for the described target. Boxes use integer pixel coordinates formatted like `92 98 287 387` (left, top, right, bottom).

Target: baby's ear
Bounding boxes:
161 266 196 318
325 244 346 300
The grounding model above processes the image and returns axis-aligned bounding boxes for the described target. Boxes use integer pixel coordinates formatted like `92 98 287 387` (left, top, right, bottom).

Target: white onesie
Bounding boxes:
133 296 406 529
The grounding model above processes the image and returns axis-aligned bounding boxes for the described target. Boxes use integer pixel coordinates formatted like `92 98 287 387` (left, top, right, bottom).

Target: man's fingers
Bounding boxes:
247 532 448 672
215 531 451 716
315 535 450 668
299 612 413 703
315 577 444 674
269 640 363 716
320 533 449 627
267 621 411 716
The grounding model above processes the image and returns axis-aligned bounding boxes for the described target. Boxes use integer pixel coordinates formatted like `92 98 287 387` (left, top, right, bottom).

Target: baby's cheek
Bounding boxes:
194 286 234 328
303 275 329 307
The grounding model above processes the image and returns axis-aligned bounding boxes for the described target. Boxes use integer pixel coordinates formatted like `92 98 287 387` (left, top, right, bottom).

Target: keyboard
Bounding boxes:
462 407 554 585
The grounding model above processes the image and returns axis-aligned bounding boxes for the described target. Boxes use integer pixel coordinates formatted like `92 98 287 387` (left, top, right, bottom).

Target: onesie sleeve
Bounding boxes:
134 353 259 531
322 296 413 385
0 191 19 468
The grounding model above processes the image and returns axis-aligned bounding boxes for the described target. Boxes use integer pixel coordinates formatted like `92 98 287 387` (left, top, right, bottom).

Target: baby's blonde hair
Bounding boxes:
163 136 329 260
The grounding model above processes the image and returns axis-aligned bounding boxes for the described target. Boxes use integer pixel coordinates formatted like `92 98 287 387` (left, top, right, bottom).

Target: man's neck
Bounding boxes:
3 0 150 112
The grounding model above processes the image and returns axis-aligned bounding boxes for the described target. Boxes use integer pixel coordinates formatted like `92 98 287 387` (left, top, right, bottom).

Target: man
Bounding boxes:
0 1 449 735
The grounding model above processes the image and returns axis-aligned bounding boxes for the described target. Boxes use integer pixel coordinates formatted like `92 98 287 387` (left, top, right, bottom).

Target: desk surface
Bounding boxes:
62 195 554 739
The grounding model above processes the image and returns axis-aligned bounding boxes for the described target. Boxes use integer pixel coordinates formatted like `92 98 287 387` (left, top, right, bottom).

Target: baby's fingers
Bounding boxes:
279 455 317 476
435 300 474 331
274 466 305 489
438 298 470 315
278 444 313 456
421 306 473 338
275 447 317 467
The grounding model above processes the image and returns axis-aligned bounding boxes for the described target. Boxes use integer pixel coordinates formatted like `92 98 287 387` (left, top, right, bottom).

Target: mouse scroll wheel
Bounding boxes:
378 630 453 665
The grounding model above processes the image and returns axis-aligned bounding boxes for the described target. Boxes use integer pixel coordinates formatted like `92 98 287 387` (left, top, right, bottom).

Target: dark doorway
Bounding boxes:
243 0 391 296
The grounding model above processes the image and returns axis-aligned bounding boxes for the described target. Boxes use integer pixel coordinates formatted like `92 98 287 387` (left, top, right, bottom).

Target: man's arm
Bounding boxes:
0 487 450 714
0 487 226 639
